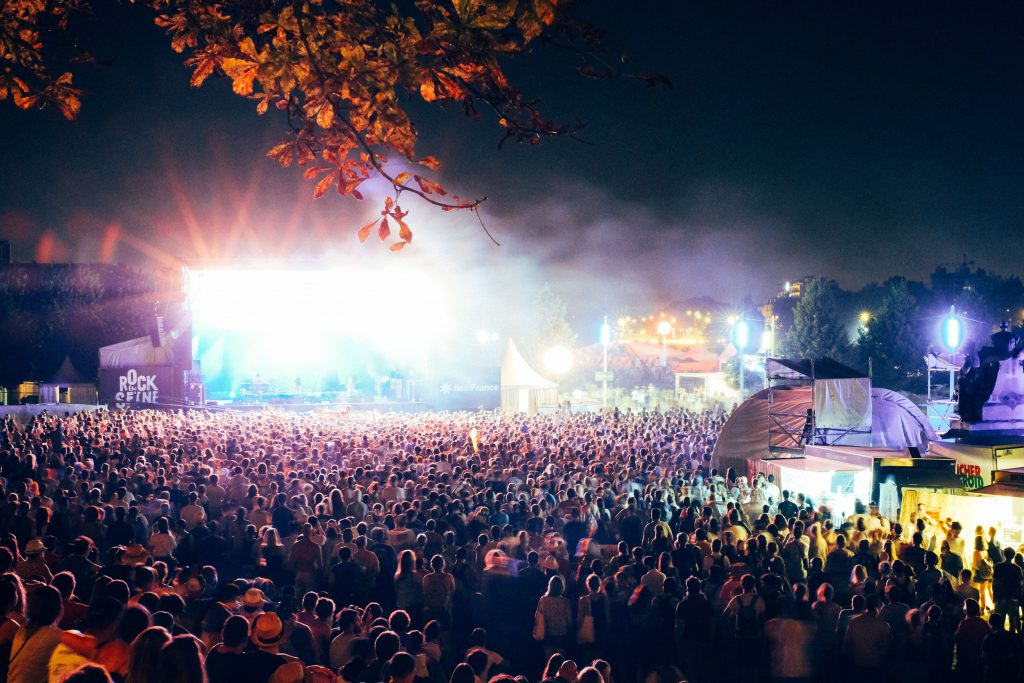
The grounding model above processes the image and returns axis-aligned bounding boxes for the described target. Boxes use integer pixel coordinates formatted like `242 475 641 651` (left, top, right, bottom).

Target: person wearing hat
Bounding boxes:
242 588 267 624
15 539 52 583
248 612 300 683
119 545 150 569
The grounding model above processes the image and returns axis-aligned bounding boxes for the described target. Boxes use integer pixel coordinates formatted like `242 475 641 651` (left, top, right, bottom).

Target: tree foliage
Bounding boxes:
784 277 851 362
1 0 666 246
856 278 926 392
523 282 576 375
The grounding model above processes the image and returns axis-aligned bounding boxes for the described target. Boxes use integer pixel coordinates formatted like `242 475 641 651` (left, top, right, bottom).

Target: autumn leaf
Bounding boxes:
303 166 332 179
378 216 391 240
357 218 378 242
313 171 335 198
418 156 441 170
389 241 407 251
221 57 259 95
189 55 217 87
266 142 294 167
316 102 334 129
398 217 412 243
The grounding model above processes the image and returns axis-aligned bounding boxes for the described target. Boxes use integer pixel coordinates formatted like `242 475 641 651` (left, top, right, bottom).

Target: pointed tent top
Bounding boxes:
500 339 556 388
47 355 89 384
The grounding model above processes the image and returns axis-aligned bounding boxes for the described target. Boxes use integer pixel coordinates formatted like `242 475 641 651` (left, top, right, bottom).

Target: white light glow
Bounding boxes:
544 345 574 376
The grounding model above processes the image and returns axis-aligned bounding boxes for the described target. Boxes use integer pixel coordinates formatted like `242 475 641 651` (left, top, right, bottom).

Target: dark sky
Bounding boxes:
3 0 1024 316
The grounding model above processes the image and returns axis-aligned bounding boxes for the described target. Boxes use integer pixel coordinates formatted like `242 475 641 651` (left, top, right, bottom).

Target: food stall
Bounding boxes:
927 438 1024 491
901 468 1024 550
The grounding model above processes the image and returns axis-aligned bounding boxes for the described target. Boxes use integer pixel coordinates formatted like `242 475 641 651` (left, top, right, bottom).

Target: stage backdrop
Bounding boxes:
422 367 500 411
99 367 175 409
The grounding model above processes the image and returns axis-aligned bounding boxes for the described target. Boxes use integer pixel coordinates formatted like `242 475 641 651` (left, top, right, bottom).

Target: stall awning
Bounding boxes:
886 467 964 491
762 455 866 473
973 482 1024 498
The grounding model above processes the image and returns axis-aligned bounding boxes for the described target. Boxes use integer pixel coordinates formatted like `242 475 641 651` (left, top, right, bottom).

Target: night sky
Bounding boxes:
3 0 1024 317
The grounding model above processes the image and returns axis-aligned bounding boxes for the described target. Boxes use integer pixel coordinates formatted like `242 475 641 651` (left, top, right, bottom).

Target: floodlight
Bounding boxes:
543 346 574 376
733 318 750 351
942 306 963 352
656 320 672 336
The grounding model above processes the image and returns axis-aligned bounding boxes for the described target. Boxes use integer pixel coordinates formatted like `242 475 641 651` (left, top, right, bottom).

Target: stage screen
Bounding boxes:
187 267 450 400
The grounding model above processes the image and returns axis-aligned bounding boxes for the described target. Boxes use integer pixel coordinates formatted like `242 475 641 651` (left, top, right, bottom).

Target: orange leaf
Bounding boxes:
313 172 334 199
303 166 331 180
266 142 293 167
378 217 391 240
221 58 259 95
398 218 412 243
316 102 334 129
419 79 440 102
357 218 377 243
389 241 407 251
418 156 441 170
394 171 412 186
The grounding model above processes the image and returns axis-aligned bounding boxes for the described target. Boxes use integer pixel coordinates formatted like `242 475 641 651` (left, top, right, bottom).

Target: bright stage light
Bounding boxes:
859 310 871 325
942 306 963 352
656 320 672 336
186 266 451 397
543 346 574 377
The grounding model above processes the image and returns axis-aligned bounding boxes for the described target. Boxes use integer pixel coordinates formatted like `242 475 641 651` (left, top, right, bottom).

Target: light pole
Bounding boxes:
733 318 750 402
600 316 611 408
656 320 672 367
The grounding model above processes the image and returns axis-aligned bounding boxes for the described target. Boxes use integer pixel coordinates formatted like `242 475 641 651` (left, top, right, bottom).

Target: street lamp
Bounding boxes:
656 320 672 367
733 318 750 402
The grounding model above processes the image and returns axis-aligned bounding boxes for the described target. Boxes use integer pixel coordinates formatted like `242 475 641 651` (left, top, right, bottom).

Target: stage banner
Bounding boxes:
424 367 500 411
814 377 872 430
98 367 175 409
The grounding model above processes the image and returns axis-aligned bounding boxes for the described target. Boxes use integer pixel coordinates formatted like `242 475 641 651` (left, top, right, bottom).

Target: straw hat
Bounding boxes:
252 612 287 648
269 661 305 683
121 544 150 566
243 588 267 609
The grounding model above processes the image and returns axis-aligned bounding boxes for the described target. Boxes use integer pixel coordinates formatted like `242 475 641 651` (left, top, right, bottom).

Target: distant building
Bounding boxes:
760 276 816 355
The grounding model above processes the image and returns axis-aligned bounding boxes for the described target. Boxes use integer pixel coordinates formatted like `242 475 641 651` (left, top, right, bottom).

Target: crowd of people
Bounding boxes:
0 406 1022 683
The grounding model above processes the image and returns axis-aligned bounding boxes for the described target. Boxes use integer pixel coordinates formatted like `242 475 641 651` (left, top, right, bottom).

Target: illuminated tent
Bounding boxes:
712 385 937 475
39 356 97 405
500 339 557 414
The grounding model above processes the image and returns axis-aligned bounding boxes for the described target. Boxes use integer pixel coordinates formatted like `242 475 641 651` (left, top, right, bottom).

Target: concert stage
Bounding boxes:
208 397 427 413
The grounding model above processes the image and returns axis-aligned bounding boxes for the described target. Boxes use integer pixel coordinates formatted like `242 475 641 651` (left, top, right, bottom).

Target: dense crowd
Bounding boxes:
0 406 1022 683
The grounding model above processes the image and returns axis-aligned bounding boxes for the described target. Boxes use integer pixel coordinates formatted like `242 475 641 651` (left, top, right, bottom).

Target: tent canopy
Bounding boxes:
712 385 937 472
99 336 173 368
767 358 868 381
500 339 555 388
45 356 90 384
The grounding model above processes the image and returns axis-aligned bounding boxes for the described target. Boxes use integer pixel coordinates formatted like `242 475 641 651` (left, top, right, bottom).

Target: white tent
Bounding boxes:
500 339 557 414
39 356 97 405
712 385 938 475
99 336 173 368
